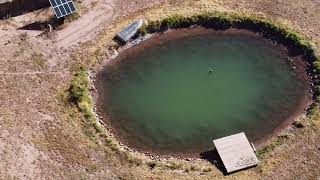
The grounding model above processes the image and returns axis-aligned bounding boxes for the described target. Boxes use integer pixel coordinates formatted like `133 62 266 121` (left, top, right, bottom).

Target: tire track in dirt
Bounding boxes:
55 0 116 48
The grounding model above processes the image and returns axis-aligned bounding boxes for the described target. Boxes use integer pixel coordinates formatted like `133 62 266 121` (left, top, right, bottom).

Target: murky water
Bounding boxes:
96 29 309 156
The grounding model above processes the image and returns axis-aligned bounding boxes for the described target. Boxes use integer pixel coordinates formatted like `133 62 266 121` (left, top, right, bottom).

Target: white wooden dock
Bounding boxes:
213 132 259 173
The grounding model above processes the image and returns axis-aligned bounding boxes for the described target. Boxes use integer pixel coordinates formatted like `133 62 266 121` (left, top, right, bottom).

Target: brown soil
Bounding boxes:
0 0 319 179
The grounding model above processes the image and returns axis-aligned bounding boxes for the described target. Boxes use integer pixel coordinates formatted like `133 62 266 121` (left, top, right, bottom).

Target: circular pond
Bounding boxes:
95 28 310 156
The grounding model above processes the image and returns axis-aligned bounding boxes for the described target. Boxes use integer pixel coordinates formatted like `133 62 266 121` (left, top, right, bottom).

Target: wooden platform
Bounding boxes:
213 132 259 173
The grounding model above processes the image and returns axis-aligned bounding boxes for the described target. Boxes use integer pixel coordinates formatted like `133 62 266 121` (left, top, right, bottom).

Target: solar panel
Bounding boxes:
49 0 77 18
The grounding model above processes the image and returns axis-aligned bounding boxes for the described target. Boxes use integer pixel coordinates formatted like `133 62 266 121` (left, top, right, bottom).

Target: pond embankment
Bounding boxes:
94 26 313 158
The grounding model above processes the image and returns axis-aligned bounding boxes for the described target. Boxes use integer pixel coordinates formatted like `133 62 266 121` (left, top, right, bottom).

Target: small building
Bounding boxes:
115 19 144 44
213 132 259 174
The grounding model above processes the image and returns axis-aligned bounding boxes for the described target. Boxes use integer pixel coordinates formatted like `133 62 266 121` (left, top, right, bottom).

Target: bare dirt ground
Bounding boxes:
0 0 319 179
55 0 117 47
55 0 164 47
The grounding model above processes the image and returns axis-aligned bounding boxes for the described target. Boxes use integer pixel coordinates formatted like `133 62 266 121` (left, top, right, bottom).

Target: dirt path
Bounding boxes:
55 0 116 47
55 0 165 48
0 0 163 49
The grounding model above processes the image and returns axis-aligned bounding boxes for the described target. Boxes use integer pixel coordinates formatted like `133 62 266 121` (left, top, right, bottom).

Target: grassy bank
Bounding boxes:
144 13 318 63
69 68 103 138
68 68 148 164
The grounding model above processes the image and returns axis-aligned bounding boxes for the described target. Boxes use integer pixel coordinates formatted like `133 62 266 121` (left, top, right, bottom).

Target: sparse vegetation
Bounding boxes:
68 67 104 140
30 52 47 69
292 120 305 128
64 2 81 23
165 161 183 170
69 68 94 120
2 0 320 179
190 165 196 171
203 167 212 172
137 23 148 36
147 161 157 169
105 138 118 151
86 165 98 174
184 165 197 172
257 134 291 158
126 153 143 166
68 68 146 166
64 12 81 23
308 104 320 118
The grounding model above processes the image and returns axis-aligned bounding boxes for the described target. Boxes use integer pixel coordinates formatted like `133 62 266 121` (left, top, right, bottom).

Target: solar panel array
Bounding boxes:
49 0 77 18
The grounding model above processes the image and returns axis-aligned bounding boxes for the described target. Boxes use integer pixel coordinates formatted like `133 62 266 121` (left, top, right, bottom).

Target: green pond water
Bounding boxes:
96 30 308 156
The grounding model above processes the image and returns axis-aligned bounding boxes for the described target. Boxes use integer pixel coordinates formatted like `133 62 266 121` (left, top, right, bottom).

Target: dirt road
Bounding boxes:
55 0 116 47
55 0 164 47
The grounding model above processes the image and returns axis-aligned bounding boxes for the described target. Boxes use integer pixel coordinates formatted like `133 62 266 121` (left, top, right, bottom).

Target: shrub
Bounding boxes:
190 165 196 171
146 21 161 32
105 138 118 151
147 161 157 169
308 104 320 117
203 167 212 172
137 23 148 36
121 152 142 166
292 121 304 128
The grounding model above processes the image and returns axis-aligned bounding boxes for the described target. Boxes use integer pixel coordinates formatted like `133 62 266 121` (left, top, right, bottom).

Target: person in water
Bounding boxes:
209 68 214 73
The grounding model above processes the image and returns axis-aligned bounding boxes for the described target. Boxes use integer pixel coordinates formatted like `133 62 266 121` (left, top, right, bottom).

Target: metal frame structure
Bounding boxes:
48 0 76 18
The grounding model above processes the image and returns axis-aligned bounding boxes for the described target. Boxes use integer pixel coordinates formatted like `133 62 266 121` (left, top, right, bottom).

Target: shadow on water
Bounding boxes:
200 149 227 175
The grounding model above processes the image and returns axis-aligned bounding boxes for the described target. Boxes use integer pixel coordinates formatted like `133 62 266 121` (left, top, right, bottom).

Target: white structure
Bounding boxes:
213 132 259 173
116 19 144 43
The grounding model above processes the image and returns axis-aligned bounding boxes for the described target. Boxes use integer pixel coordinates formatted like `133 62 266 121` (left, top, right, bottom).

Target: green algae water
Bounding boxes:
96 29 309 156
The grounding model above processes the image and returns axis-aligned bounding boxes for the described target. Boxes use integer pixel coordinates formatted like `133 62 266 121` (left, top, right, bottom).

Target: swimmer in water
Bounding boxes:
209 67 214 73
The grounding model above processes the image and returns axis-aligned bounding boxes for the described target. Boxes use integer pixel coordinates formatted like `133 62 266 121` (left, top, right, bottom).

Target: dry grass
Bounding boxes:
0 0 319 179
72 0 320 179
